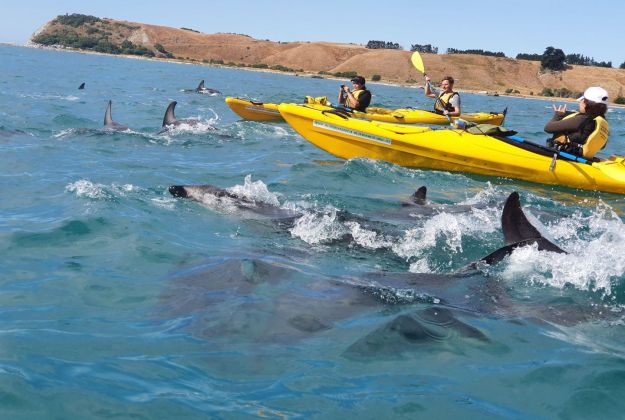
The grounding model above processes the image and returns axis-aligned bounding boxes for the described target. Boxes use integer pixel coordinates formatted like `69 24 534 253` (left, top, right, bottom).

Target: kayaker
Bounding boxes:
544 86 609 159
338 75 372 112
424 75 461 117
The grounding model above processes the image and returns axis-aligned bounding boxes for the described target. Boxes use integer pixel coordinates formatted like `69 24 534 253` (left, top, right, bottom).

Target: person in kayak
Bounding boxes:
424 75 461 117
544 86 609 159
338 75 371 112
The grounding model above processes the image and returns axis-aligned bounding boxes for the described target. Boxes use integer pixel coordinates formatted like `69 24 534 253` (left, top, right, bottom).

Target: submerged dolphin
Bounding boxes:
169 184 302 220
168 183 399 239
103 100 129 131
158 190 618 356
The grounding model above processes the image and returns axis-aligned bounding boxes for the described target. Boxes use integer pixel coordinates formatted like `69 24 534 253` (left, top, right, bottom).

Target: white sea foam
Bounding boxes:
396 207 499 264
65 180 108 199
228 175 281 206
289 209 347 245
65 180 141 200
501 201 625 295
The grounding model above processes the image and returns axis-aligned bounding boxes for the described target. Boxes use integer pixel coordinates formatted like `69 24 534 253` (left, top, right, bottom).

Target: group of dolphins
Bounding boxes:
168 183 565 269
161 182 619 353
81 79 221 133
76 75 615 347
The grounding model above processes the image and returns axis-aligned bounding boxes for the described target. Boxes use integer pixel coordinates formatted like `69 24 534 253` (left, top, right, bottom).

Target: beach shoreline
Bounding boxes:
18 43 625 108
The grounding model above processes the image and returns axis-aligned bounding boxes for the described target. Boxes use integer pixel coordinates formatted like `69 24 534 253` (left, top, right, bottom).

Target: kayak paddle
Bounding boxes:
410 51 452 124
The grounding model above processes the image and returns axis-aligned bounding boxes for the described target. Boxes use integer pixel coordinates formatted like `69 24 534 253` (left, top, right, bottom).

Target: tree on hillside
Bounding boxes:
566 53 612 68
516 53 542 61
366 40 401 50
446 48 505 57
410 44 438 54
541 47 566 71
619 62 625 69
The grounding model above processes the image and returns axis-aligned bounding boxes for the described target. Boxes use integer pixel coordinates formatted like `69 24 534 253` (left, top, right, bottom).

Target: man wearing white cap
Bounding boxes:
544 86 609 159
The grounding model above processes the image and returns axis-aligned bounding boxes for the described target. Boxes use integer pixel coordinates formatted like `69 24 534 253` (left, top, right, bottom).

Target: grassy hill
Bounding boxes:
31 14 625 102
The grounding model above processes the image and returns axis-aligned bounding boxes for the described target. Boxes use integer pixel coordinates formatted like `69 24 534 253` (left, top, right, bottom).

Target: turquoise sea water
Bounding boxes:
3 44 625 419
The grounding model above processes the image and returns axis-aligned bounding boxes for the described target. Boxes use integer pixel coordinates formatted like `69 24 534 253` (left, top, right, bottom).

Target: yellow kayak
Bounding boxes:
278 103 625 195
226 97 506 126
225 97 283 121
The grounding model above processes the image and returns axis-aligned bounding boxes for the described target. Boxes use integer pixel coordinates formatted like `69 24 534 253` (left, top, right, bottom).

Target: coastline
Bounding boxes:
18 43 625 108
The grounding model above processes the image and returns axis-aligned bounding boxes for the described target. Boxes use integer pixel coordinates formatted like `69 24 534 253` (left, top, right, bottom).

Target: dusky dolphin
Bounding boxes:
355 191 621 328
168 184 302 220
181 80 221 95
369 185 502 224
195 80 220 95
159 101 211 133
78 82 85 90
103 100 129 131
168 183 398 243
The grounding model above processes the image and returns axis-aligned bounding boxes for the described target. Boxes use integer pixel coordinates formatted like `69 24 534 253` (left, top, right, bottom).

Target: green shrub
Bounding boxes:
614 96 625 105
270 64 296 72
56 14 101 27
371 74 381 81
333 71 357 78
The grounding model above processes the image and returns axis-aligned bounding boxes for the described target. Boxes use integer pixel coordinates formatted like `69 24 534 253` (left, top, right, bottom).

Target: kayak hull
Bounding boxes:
226 97 505 126
278 103 625 195
225 97 283 121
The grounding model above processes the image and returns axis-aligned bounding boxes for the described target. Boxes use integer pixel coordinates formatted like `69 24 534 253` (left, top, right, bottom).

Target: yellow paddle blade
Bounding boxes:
410 51 425 74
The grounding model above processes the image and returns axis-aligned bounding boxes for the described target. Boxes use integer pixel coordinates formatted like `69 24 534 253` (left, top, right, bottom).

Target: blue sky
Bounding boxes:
2 0 624 66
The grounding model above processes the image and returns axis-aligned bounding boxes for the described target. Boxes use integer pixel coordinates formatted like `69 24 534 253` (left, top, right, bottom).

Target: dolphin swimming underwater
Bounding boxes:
168 184 302 220
159 189 621 356
103 101 129 131
168 183 396 234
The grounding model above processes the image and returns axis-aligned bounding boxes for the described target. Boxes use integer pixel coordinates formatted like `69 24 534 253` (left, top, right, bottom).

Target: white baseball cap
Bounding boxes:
578 86 609 105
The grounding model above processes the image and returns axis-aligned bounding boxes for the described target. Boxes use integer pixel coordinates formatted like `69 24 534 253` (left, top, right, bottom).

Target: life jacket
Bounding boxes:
582 116 609 158
342 88 369 111
553 112 609 159
434 91 458 114
352 89 366 102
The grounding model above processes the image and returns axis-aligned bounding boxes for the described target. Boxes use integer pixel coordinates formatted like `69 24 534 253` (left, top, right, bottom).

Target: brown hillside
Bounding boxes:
32 15 625 101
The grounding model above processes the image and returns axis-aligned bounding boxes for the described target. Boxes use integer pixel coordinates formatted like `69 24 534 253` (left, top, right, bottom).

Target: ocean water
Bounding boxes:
3 44 625 419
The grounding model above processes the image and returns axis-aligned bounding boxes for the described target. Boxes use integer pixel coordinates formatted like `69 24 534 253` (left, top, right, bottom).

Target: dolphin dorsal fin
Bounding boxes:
78 82 85 90
163 101 177 126
501 192 548 245
197 80 205 91
104 100 113 126
411 186 427 204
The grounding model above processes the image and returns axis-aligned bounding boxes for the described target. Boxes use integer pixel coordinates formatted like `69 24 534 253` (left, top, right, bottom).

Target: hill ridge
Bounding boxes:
30 14 625 102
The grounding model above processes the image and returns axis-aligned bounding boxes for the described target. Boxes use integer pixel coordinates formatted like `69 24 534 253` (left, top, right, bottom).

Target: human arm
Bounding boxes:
424 76 436 98
544 111 586 134
338 85 347 106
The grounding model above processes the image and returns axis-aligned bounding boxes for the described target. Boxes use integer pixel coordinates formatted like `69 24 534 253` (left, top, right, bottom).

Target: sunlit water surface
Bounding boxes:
2 45 625 418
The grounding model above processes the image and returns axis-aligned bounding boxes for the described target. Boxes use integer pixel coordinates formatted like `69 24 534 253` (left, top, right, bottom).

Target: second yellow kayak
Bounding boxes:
226 97 506 126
